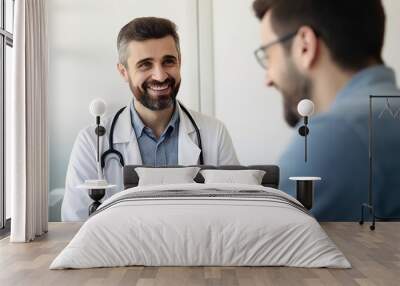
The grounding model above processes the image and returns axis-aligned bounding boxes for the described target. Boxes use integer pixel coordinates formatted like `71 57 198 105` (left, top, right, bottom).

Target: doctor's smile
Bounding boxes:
146 81 172 95
144 78 175 96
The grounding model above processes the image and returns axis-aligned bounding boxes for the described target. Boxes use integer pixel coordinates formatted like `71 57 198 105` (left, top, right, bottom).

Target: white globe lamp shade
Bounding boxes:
297 99 314 117
89 98 107 117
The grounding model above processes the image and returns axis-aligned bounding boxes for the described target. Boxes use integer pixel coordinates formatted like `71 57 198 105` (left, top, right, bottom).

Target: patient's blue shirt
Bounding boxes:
130 101 179 166
279 65 400 221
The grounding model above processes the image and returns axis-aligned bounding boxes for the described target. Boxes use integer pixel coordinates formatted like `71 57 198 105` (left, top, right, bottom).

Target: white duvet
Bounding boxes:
50 183 351 269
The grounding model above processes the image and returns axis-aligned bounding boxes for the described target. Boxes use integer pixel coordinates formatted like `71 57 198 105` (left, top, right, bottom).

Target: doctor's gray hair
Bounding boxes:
117 17 181 68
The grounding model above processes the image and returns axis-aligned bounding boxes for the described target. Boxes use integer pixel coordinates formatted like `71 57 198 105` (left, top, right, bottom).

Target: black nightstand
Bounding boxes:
77 180 116 216
289 177 321 210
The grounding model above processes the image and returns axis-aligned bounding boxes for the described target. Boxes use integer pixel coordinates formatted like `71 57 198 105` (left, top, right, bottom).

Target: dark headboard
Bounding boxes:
123 165 280 189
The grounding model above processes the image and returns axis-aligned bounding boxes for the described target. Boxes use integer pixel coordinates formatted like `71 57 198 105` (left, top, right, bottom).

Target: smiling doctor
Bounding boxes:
61 17 239 221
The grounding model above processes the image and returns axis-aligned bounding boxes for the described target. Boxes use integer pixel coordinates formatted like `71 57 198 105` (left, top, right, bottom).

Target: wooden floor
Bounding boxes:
0 222 399 286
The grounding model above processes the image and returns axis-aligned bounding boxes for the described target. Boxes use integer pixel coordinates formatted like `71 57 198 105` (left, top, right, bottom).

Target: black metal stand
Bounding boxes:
360 95 400 230
88 115 107 216
359 203 375 230
88 189 105 216
296 180 314 210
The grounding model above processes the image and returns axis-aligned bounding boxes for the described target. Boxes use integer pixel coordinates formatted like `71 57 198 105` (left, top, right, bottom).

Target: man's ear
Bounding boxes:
293 26 319 71
117 63 129 82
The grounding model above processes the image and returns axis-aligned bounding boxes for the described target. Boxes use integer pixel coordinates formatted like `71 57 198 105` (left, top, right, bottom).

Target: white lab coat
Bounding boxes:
61 102 239 221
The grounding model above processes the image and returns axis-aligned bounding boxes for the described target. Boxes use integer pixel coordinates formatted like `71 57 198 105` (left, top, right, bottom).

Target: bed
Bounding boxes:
50 165 350 269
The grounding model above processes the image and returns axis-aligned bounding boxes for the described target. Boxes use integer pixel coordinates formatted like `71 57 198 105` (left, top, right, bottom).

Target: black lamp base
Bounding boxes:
298 125 309 136
88 188 105 216
296 181 314 210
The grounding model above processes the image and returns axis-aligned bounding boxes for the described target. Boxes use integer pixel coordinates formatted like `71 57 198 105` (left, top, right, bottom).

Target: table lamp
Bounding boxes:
297 99 314 162
89 98 107 169
77 99 116 215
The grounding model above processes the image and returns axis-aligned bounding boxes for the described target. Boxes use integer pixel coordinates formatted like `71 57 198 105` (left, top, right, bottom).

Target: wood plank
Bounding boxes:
0 222 399 286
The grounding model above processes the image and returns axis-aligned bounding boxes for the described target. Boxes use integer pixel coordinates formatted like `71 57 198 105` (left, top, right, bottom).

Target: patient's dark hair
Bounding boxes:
252 0 386 70
117 17 180 67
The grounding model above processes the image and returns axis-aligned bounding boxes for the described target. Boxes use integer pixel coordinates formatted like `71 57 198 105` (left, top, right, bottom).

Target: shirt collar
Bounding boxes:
130 101 146 138
130 100 180 139
165 103 180 134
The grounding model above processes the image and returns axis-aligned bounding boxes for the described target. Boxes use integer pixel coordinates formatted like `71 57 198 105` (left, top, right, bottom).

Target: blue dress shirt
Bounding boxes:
130 101 179 166
279 65 400 221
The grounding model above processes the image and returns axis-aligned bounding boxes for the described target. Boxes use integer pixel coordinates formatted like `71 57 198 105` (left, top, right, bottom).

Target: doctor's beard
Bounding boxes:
129 76 181 111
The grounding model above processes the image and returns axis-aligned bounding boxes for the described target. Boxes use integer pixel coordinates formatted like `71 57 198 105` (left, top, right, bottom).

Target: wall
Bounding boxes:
48 0 400 203
382 0 400 82
47 0 202 192
213 0 292 165
213 0 400 165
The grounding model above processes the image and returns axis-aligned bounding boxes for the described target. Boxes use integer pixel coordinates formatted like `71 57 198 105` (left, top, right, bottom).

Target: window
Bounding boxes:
0 0 14 234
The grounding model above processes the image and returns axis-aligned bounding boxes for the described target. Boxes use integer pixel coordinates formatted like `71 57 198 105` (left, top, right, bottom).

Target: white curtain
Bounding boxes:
10 0 49 242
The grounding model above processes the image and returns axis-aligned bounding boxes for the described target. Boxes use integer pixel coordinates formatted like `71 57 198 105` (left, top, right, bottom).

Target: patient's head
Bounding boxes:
253 0 386 126
116 17 181 111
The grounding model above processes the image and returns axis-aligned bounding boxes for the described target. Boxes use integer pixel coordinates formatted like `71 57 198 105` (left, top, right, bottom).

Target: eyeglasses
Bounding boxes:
254 31 298 69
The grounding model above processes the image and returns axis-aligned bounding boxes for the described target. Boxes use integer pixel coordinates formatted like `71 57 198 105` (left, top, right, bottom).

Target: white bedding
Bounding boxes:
50 183 351 269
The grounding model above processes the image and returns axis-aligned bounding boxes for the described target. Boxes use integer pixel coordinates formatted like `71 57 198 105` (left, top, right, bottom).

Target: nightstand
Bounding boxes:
77 180 116 216
289 177 321 210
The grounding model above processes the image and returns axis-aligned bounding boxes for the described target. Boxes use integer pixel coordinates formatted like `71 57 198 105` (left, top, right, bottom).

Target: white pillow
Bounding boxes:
200 169 266 185
135 167 201 186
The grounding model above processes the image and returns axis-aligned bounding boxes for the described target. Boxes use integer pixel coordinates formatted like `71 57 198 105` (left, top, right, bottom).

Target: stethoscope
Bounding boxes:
100 101 204 171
